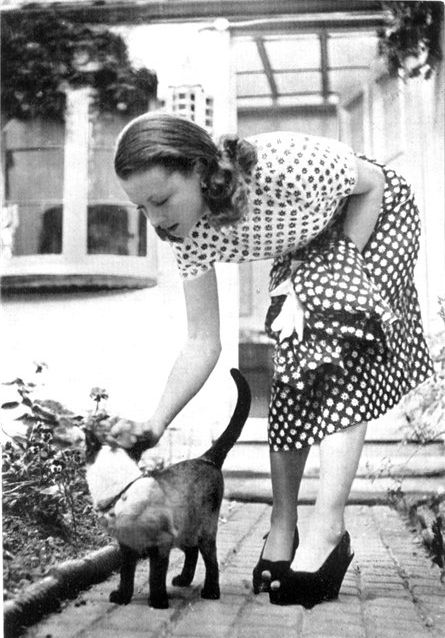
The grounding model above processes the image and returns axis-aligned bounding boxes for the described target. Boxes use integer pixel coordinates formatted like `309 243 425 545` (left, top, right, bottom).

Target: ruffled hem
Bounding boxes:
265 228 401 387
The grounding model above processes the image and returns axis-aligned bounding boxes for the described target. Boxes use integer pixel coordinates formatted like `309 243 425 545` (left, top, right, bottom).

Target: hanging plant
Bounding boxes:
1 10 158 122
377 1 443 79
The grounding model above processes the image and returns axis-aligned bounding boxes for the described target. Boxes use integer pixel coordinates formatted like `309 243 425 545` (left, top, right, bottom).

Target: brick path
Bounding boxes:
23 503 444 638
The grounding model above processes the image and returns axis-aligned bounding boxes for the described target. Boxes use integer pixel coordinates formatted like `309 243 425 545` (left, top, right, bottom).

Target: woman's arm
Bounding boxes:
149 267 221 439
110 267 221 448
343 157 385 252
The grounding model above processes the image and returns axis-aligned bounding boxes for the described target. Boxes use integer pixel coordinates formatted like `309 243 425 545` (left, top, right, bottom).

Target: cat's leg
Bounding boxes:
148 547 170 609
198 535 220 600
109 543 138 605
172 546 199 587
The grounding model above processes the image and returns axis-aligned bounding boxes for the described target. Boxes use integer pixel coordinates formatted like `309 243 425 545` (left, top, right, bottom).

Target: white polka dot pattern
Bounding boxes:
266 162 434 450
171 132 357 280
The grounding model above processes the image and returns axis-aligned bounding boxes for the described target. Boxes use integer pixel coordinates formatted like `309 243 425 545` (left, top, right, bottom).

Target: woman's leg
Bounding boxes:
261 447 310 562
286 421 367 574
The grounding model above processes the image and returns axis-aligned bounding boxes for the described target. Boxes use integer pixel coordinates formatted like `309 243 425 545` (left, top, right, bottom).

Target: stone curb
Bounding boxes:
3 544 121 638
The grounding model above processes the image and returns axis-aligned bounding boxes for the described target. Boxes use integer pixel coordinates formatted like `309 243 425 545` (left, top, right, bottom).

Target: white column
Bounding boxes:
62 88 91 261
208 26 240 440
163 25 240 453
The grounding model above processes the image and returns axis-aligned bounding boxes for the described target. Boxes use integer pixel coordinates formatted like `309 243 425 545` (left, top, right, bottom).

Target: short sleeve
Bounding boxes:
169 216 217 280
300 137 358 208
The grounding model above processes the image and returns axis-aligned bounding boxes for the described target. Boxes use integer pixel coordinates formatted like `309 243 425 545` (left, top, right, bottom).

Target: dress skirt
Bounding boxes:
265 160 434 450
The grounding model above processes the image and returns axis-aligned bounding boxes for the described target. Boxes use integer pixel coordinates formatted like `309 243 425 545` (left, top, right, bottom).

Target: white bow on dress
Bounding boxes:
270 260 305 342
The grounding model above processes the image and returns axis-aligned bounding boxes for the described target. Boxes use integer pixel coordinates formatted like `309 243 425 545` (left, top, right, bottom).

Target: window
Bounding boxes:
3 119 65 256
88 114 148 256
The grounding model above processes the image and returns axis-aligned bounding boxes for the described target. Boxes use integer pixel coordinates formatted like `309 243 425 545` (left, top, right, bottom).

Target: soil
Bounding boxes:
2 511 111 601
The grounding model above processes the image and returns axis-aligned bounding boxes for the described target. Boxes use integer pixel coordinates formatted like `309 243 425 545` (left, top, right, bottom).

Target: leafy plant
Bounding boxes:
1 9 158 122
378 1 443 79
372 297 445 579
1 366 99 540
400 298 445 443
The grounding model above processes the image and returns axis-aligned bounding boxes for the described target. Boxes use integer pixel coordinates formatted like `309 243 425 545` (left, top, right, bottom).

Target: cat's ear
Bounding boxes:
84 428 102 463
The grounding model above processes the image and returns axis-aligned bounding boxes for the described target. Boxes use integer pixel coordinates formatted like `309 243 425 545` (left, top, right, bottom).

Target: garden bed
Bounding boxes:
2 510 111 602
1 382 114 603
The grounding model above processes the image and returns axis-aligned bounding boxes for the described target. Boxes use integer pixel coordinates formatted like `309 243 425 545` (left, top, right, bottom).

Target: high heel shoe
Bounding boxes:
252 527 299 594
269 531 354 607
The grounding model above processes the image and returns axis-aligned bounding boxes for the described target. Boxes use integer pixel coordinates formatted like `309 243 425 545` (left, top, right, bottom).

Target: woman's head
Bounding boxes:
115 112 217 180
114 112 257 237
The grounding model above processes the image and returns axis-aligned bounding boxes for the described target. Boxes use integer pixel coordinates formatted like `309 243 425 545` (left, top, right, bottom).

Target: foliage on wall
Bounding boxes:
1 11 158 121
378 2 443 79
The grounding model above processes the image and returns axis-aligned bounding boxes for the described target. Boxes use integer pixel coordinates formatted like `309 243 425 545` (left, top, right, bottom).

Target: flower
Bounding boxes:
89 388 109 402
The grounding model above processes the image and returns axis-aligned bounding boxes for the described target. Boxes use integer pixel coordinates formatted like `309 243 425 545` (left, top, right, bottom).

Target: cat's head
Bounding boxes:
83 428 142 509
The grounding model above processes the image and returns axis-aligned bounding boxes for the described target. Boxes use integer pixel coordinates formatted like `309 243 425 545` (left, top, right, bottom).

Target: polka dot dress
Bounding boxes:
169 132 434 450
172 132 357 279
266 160 434 450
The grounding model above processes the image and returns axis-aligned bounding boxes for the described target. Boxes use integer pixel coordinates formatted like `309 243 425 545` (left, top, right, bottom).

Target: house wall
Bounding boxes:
340 60 445 335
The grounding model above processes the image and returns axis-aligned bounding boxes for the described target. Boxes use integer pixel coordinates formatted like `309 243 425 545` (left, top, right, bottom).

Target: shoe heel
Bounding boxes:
322 549 354 600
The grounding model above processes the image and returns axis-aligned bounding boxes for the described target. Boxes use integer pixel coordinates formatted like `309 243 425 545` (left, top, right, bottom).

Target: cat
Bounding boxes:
84 368 251 609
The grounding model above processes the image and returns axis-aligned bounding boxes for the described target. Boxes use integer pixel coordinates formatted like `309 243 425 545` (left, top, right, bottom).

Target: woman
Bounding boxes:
110 112 433 607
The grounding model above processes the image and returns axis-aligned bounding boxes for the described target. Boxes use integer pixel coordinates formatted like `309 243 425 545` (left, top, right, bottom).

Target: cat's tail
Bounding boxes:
201 368 251 469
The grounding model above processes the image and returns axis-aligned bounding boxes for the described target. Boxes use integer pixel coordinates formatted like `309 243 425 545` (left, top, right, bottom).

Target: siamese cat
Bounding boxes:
84 369 251 609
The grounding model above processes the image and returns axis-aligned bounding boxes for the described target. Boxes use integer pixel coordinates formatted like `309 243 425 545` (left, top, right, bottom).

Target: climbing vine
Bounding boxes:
1 10 158 121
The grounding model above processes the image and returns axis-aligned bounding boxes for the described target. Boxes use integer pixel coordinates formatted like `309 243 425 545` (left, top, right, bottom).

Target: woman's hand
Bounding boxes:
107 417 163 449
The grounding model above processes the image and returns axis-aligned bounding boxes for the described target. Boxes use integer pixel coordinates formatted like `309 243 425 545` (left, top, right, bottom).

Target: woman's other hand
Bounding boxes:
107 417 163 449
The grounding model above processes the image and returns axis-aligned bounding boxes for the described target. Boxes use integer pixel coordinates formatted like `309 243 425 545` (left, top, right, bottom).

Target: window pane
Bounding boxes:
10 203 62 256
328 33 377 68
275 71 321 94
236 73 270 97
6 149 64 202
87 204 147 256
87 116 147 256
88 114 128 201
265 36 321 69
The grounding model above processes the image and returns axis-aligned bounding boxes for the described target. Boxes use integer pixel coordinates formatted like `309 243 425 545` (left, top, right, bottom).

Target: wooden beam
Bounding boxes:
1 1 386 26
238 103 337 116
255 38 278 101
319 30 330 102
229 15 385 36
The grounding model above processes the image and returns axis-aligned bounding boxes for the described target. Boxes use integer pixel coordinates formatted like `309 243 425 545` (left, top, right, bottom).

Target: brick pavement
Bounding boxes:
23 503 444 638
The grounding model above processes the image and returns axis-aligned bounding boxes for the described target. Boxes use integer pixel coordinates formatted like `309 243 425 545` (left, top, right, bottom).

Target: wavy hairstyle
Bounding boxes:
114 112 257 227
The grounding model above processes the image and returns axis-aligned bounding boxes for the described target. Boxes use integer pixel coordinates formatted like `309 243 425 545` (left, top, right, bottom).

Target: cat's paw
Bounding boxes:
201 584 220 600
149 594 169 609
109 589 133 605
172 574 193 587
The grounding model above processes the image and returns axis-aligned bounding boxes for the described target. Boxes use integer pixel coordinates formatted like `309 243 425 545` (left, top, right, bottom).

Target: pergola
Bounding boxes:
3 0 387 110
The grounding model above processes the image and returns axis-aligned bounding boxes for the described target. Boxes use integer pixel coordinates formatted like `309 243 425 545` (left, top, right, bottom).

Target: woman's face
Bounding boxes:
119 165 207 242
